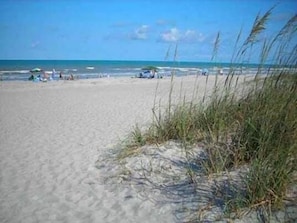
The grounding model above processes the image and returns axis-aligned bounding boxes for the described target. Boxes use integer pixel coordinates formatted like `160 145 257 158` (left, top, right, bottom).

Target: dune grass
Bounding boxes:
118 7 297 219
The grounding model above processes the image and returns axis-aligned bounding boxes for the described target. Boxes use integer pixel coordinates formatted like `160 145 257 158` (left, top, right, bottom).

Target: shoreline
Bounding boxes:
0 59 281 81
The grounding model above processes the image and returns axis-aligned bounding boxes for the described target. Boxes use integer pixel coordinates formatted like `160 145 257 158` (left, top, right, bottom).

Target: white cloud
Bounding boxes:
160 28 180 42
131 25 149 40
159 28 206 43
183 30 206 43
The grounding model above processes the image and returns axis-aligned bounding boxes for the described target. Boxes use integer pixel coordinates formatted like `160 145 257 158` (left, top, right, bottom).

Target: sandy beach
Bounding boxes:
0 76 221 223
1 75 296 223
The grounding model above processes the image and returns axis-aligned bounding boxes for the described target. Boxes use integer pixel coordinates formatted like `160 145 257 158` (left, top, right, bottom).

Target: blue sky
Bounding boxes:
0 0 296 62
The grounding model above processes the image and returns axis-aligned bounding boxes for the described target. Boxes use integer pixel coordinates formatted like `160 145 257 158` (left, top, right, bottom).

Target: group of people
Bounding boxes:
201 68 224 76
136 68 223 78
59 72 75 80
136 69 162 79
28 73 54 82
28 69 76 81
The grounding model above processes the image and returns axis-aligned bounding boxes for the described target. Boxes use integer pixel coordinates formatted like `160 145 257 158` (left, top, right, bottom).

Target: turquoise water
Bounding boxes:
0 60 263 81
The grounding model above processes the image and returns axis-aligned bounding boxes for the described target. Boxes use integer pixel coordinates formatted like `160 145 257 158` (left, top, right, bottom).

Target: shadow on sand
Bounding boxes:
96 141 296 222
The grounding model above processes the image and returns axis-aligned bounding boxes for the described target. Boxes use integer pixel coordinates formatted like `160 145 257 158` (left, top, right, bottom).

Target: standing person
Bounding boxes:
43 71 48 80
149 70 155 78
51 69 56 80
219 68 223 75
59 72 63 79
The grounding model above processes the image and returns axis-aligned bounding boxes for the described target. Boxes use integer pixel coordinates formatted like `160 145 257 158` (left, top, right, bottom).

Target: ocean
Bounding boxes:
0 60 265 81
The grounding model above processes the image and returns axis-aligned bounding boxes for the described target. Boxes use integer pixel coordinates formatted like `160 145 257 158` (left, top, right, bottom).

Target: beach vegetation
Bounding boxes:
116 7 297 221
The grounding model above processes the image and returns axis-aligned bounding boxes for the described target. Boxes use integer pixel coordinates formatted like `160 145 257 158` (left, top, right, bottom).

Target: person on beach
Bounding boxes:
219 68 223 75
137 70 154 78
67 74 74 80
59 72 63 79
149 70 155 79
155 71 161 78
43 71 48 80
51 69 56 80
202 68 208 76
28 74 35 81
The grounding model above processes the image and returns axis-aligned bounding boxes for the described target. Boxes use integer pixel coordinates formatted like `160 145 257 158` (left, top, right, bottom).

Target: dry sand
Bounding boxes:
4 75 291 223
0 76 220 223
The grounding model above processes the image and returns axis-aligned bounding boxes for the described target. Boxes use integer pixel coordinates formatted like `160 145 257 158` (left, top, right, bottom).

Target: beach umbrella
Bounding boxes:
30 68 42 73
141 66 159 71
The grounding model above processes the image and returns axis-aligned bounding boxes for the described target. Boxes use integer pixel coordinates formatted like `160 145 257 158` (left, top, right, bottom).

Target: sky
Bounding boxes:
0 0 296 62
